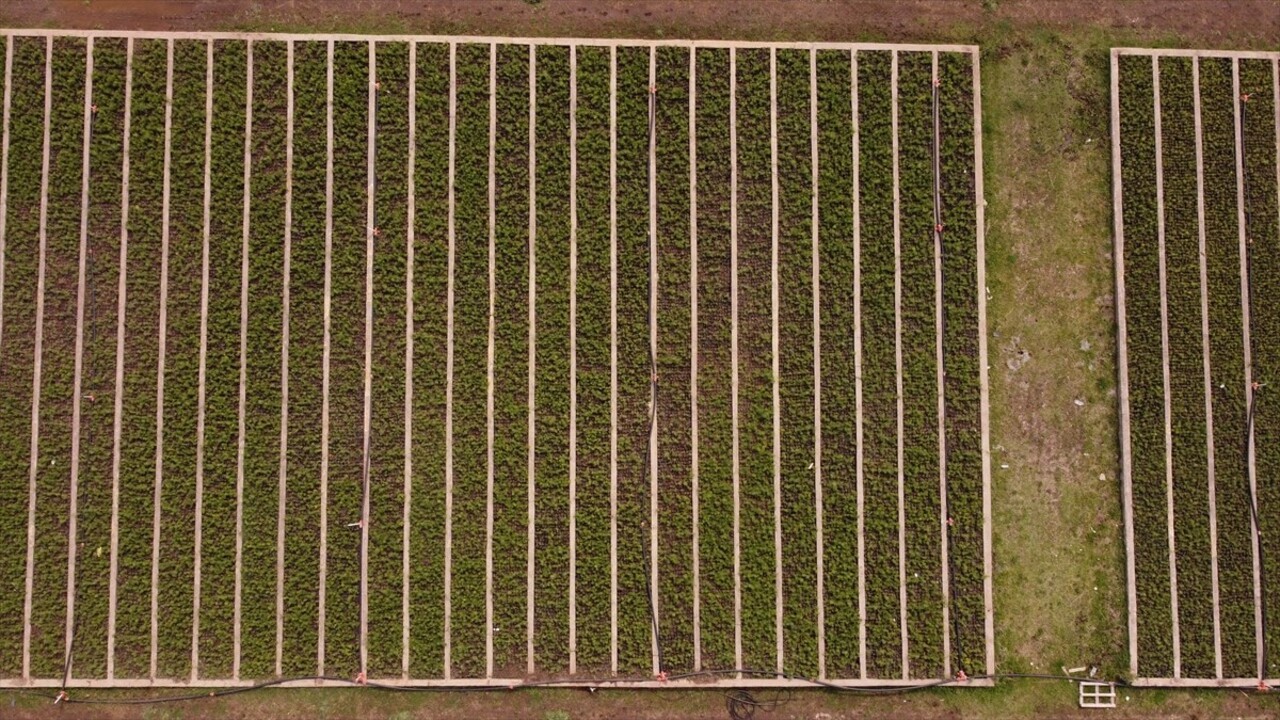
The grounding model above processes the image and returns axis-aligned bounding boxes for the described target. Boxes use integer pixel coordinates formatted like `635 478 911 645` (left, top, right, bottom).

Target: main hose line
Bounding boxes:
38 668 1277 707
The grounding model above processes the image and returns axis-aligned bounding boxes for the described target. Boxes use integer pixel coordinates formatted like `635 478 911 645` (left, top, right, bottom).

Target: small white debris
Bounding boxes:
1099 473 1106 482
1085 138 1093 144
1074 399 1085 406
1000 463 1009 469
807 462 814 470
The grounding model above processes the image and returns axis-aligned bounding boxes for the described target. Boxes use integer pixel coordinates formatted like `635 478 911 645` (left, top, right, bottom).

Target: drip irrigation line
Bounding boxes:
36 669 1270 709
641 78 666 677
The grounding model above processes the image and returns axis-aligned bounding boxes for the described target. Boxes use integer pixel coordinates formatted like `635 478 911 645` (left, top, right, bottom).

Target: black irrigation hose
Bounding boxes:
1238 93 1270 683
52 669 1238 708
642 82 667 676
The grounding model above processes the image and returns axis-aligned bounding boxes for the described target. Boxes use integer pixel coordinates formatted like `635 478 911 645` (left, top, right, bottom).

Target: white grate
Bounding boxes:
1078 682 1117 709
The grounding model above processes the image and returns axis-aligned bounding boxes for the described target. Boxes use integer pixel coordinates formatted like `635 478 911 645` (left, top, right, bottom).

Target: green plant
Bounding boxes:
407 41 451 678
532 42 571 673
1118 53 1174 677
694 45 735 672
858 49 903 678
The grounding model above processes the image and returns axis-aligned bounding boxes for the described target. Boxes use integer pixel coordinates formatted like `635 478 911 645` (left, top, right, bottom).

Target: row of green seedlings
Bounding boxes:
687 47 984 680
1119 54 1176 678
1239 57 1280 678
1156 56 1213 679
0 38 984 682
1121 54 1275 679
1200 56 1265 679
936 51 986 679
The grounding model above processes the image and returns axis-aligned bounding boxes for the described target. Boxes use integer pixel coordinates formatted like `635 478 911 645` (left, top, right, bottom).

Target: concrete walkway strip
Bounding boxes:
65 36 95 683
22 34 52 682
107 37 134 682
277 38 294 679
769 46 784 675
191 37 213 682
233 39 253 682
318 38 333 677
890 49 909 679
1190 57 1224 681
608 42 619 675
525 42 537 677
1151 55 1182 680
851 50 867 681
809 47 826 680
1231 58 1265 682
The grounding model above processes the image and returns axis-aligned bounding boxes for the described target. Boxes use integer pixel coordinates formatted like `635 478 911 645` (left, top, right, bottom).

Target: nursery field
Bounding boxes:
0 30 991 688
1112 48 1280 687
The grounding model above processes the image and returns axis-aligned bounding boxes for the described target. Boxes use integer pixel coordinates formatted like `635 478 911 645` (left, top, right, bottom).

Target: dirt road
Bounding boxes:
6 0 1277 43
